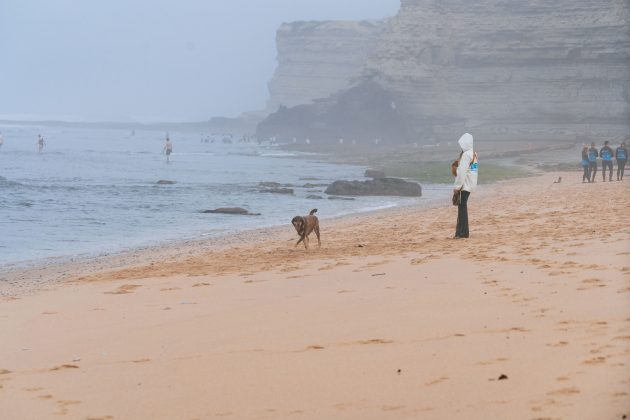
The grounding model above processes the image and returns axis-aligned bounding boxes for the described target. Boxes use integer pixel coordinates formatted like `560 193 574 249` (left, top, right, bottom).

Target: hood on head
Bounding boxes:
458 133 473 152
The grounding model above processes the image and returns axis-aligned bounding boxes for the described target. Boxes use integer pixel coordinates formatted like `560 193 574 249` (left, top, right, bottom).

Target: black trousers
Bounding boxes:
455 190 471 238
617 159 626 180
589 162 597 182
602 160 613 181
582 165 590 182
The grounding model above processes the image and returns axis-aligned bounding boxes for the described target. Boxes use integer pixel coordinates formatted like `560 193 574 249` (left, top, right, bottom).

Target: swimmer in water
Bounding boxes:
163 135 173 162
37 134 46 153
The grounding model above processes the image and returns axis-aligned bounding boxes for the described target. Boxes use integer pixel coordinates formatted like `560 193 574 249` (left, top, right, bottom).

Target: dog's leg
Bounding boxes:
295 235 305 247
304 235 309 249
315 225 321 248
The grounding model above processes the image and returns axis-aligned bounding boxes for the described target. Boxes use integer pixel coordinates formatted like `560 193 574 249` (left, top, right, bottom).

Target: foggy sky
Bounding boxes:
0 0 399 122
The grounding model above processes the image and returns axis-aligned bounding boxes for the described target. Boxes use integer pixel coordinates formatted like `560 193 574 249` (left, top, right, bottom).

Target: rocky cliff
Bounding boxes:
265 20 384 113
259 0 630 143
365 0 630 142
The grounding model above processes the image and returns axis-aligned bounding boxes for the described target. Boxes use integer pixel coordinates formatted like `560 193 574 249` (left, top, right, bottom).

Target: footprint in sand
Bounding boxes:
547 341 569 347
50 364 79 371
476 357 509 366
356 339 394 345
192 282 212 287
382 405 405 411
160 287 181 292
104 284 141 295
304 345 325 351
577 278 607 291
57 400 81 407
582 356 607 365
425 376 449 386
546 386 580 396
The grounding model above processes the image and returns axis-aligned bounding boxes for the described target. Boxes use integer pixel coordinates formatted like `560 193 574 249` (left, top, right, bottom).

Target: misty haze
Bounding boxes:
1 1 629 419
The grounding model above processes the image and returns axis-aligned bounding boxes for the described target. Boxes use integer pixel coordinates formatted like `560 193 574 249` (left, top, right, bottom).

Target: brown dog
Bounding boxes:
291 209 321 249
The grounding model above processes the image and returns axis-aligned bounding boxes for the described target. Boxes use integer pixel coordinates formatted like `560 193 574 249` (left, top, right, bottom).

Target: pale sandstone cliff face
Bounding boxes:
266 20 384 113
260 0 630 143
365 0 630 142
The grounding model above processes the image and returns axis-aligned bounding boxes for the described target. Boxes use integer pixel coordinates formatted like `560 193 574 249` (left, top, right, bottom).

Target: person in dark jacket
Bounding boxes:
616 141 628 181
581 146 590 183
600 141 614 182
587 142 598 182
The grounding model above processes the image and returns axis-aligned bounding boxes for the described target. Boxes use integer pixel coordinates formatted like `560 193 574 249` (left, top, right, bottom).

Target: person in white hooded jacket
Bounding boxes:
453 133 478 238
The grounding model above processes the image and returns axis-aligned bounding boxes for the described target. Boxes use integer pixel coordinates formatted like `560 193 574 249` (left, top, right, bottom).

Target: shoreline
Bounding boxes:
0 171 593 296
0 184 450 297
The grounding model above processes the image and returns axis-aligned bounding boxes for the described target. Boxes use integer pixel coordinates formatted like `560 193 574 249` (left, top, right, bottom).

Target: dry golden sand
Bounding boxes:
0 172 629 419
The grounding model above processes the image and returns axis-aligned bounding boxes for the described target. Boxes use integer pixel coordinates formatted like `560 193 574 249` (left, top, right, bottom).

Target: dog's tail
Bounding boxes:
309 209 318 215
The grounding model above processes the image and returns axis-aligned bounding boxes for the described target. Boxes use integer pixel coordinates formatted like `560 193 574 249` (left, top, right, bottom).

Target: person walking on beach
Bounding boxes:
581 146 591 183
616 141 628 181
600 140 614 182
163 135 173 162
37 134 46 153
453 133 478 239
587 142 598 182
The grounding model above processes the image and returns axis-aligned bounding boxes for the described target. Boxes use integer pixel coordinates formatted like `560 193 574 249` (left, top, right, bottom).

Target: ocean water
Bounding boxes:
0 124 449 267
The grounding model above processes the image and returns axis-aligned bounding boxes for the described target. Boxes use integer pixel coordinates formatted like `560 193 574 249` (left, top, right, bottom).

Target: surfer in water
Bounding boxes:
37 134 46 153
163 135 173 162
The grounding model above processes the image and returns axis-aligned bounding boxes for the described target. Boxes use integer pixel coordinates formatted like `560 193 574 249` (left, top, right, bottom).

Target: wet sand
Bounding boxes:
1 172 629 419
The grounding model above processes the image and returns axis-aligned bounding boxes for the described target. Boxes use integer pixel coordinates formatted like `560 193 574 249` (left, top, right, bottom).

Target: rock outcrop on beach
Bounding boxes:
200 207 261 216
258 0 630 143
325 178 422 197
364 169 386 179
257 182 295 195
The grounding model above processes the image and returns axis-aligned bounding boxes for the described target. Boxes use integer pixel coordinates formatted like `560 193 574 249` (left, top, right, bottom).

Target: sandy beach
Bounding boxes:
1 172 629 419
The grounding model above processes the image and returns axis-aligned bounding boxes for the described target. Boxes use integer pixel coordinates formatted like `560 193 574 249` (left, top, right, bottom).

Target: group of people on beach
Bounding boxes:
581 140 627 182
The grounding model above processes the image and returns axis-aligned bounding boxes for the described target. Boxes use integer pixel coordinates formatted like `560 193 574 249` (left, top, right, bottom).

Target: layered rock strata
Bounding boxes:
365 0 630 142
259 0 630 143
265 20 384 113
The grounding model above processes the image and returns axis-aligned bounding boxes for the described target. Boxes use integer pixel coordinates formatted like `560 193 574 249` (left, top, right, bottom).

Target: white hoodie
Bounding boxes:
454 133 478 192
